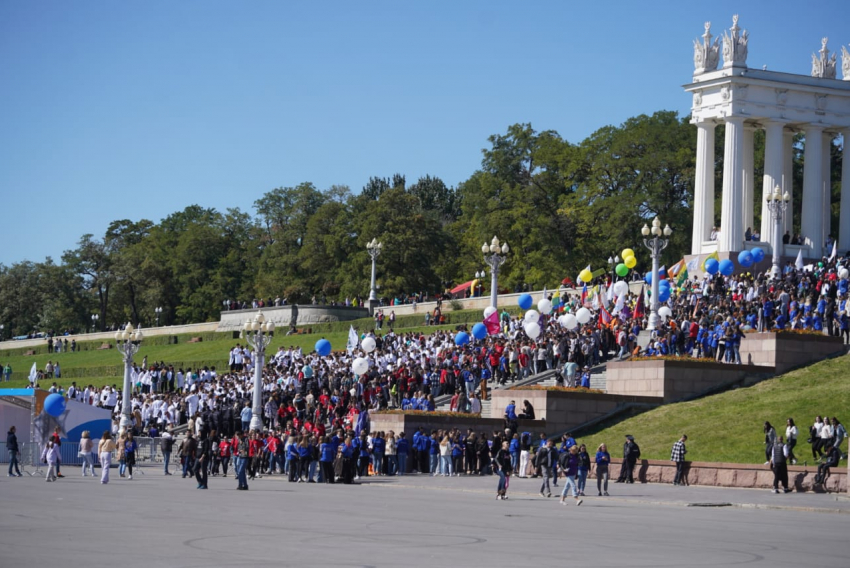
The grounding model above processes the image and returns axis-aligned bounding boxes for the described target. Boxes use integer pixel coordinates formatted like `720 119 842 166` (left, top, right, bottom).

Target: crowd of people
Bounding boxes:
10 251 848 496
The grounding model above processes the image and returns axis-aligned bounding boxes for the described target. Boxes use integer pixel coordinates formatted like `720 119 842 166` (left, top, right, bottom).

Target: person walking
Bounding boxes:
79 431 96 477
235 430 249 490
594 443 610 496
558 445 583 506
670 434 688 486
42 440 60 482
98 431 116 484
576 444 590 496
769 435 791 494
160 429 174 475
123 432 138 480
493 440 512 500
763 422 777 465
785 418 798 465
7 426 22 477
537 439 554 498
195 431 210 489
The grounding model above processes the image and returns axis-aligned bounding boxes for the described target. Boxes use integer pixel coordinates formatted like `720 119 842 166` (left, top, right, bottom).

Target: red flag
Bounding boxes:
484 310 500 335
599 303 613 328
633 285 646 319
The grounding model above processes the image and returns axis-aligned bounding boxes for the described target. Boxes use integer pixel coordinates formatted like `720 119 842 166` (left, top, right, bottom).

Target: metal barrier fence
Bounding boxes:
1 438 170 476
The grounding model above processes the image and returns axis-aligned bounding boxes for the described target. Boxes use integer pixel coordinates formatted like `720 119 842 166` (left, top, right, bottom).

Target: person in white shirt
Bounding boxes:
785 418 798 465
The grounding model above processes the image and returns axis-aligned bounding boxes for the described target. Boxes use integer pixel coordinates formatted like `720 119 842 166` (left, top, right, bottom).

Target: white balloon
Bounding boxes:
361 336 376 353
483 306 497 319
840 268 849 280
352 357 369 375
537 299 552 315
576 307 591 325
563 314 578 330
524 321 541 340
614 280 629 298
658 306 673 319
524 309 539 323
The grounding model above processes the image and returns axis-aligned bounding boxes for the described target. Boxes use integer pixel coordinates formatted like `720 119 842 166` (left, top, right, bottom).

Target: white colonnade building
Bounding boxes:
685 16 850 260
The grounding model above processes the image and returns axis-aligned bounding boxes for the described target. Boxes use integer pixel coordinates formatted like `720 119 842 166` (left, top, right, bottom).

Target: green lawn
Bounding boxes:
579 353 850 465
0 320 464 389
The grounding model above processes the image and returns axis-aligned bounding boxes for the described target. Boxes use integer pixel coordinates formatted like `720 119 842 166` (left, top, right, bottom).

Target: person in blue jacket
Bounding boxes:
372 432 385 475
396 432 409 475
319 436 335 484
451 436 465 476
287 439 300 482
429 432 440 475
508 434 520 472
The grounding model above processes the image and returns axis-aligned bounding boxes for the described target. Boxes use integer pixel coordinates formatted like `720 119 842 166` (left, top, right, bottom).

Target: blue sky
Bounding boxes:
1 1 847 265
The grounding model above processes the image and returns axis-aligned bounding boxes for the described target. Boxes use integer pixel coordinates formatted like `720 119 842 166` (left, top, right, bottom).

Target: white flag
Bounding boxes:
829 240 837 262
612 292 625 315
346 325 358 355
795 248 804 270
28 362 37 384
541 286 548 302
686 256 699 275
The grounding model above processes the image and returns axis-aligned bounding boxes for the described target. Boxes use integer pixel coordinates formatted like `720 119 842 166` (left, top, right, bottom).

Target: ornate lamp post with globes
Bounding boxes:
366 238 383 312
481 236 509 309
115 323 143 431
641 218 672 331
243 311 274 432
765 185 790 279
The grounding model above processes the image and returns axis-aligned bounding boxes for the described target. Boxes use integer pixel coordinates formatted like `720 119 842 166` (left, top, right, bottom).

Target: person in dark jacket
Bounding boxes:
493 441 513 500
194 431 210 489
615 435 640 483
536 439 555 497
7 426 22 477
558 445 583 506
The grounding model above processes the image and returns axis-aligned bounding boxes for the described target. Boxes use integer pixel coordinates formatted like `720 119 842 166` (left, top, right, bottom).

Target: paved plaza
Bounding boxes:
2 468 848 567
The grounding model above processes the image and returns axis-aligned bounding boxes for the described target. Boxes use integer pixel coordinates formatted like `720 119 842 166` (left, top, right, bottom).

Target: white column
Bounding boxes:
839 130 850 253
801 125 824 258
782 130 795 239
760 122 785 250
742 126 755 239
720 117 745 252
822 132 833 251
691 121 716 254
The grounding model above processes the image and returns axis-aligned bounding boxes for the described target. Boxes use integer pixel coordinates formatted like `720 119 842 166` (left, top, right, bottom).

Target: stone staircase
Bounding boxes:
538 365 607 391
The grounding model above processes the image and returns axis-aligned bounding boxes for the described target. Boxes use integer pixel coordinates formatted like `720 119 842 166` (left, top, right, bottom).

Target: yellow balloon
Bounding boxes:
624 255 637 269
579 270 592 283
621 248 635 260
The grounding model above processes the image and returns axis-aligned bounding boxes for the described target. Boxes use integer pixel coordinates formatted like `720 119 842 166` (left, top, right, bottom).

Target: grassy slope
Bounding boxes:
579 353 850 465
0 319 466 388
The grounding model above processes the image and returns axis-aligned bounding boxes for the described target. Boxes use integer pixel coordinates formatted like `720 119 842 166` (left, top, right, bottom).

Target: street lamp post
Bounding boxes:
766 185 790 280
481 236 510 309
0 324 4 341
608 255 621 283
243 310 274 432
366 238 383 311
155 306 163 327
91 314 99 334
641 218 672 331
115 323 143 431
475 270 486 297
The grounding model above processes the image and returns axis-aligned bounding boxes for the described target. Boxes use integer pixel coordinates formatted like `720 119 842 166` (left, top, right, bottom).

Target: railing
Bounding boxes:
0 437 170 476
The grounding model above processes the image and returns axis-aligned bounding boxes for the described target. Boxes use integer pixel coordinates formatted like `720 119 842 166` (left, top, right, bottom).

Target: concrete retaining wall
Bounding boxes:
606 359 775 402
489 389 662 435
601 458 846 493
0 322 220 351
217 305 369 332
738 332 846 374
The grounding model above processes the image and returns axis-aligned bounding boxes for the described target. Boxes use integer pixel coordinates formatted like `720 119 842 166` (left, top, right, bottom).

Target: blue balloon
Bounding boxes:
751 247 765 263
658 279 671 290
644 272 654 285
44 393 66 418
455 331 470 346
471 322 487 340
315 339 332 357
518 294 533 310
705 258 719 275
719 259 734 276
658 287 671 302
737 250 754 268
